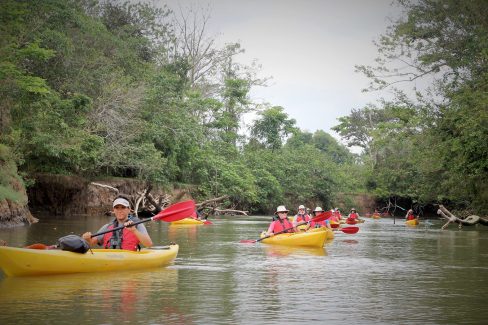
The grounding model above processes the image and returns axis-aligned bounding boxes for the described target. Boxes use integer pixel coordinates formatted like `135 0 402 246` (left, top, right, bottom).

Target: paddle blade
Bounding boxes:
25 243 48 250
240 239 257 243
330 223 340 229
341 226 359 234
153 200 196 222
311 211 333 223
203 220 213 225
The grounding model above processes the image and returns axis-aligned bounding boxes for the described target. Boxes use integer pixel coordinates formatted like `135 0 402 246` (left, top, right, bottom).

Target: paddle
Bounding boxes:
338 226 359 234
88 200 196 237
25 200 195 250
240 211 332 244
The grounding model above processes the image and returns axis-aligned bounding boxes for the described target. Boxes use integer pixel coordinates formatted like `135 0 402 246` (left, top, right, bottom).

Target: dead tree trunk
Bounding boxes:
437 205 481 229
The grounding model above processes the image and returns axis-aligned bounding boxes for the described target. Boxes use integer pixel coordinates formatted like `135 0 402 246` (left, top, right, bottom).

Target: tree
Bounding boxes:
250 106 297 151
352 0 488 211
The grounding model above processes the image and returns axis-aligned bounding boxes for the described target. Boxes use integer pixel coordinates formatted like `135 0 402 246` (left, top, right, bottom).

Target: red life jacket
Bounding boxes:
295 214 310 223
103 222 140 251
407 214 416 220
271 218 294 233
310 220 326 228
349 212 359 219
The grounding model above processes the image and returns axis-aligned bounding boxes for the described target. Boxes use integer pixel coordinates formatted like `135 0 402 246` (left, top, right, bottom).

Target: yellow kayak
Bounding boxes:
260 229 327 248
307 227 335 240
405 219 419 226
0 244 178 277
171 218 205 225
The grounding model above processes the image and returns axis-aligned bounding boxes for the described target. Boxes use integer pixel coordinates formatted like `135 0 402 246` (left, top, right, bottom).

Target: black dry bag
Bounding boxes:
58 235 90 254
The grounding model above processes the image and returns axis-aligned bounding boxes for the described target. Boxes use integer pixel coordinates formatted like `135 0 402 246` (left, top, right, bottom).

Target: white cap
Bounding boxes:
313 206 323 212
298 205 305 210
113 198 130 208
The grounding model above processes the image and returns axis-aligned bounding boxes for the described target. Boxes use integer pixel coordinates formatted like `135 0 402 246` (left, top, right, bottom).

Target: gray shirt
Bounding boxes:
94 219 149 246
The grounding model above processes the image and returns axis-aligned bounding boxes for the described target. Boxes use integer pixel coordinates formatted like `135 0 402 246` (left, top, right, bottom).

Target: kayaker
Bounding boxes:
330 208 341 222
372 209 381 218
82 197 153 251
405 209 417 221
348 208 360 220
292 204 310 227
309 206 329 228
265 205 296 236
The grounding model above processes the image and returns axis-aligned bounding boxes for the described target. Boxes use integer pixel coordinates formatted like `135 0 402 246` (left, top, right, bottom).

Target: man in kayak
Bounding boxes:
405 209 417 221
82 197 153 251
292 205 310 227
265 205 296 236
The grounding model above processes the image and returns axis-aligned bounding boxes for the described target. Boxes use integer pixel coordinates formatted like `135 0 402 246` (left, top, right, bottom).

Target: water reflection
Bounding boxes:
263 245 327 257
0 268 179 323
1 216 487 324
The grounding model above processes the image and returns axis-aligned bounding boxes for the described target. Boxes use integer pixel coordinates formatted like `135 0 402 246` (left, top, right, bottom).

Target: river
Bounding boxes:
0 215 487 324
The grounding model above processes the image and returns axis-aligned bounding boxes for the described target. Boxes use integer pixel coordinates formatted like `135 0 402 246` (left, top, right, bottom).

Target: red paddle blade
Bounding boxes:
203 220 213 225
341 226 359 234
240 239 257 243
25 243 48 249
153 200 196 222
330 223 340 229
311 211 332 223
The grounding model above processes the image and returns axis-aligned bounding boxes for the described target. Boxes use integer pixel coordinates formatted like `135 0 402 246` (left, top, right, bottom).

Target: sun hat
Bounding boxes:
113 198 130 208
298 205 305 210
313 206 323 212
275 205 289 214
350 208 356 212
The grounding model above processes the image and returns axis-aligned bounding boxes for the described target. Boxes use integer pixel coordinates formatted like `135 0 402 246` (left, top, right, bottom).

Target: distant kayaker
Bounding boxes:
265 205 296 236
331 208 341 222
82 197 153 251
292 204 310 227
348 208 360 220
372 209 381 218
309 206 329 228
405 209 417 221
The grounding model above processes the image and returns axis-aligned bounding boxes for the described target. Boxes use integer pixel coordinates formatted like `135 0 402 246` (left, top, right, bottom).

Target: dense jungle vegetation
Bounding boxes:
0 0 486 214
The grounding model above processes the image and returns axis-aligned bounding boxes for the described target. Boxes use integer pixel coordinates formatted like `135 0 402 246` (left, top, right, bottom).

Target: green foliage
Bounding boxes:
0 144 24 202
0 0 363 215
250 106 298 150
345 0 488 212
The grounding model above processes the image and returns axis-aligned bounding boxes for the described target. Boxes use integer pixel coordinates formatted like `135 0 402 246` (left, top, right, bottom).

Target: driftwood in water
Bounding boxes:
90 182 171 217
195 195 248 216
437 205 481 229
213 208 249 216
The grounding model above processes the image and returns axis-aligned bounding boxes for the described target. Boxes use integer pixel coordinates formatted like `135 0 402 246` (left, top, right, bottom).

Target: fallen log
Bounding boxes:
213 208 249 216
437 205 481 229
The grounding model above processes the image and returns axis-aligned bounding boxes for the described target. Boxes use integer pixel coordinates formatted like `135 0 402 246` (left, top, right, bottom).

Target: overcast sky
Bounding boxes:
160 0 404 145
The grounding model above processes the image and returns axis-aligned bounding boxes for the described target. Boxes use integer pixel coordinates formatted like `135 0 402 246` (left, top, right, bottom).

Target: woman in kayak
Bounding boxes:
82 197 153 251
265 205 296 236
309 206 329 228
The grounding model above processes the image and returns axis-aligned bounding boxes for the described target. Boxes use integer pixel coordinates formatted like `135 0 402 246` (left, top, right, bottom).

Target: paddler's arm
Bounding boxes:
82 232 99 247
125 221 153 247
265 222 275 236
